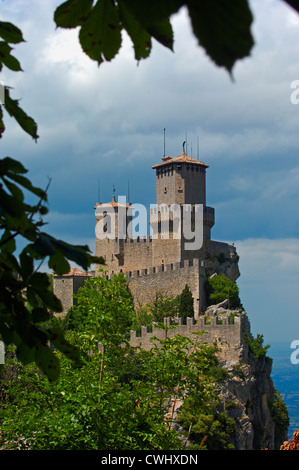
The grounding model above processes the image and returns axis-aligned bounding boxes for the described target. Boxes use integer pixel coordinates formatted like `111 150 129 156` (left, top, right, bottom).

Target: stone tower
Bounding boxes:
150 147 215 266
94 194 134 273
94 148 216 274
152 147 208 206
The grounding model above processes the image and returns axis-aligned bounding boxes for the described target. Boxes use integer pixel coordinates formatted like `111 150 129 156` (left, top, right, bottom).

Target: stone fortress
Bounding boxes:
54 146 240 315
53 146 245 361
53 148 283 449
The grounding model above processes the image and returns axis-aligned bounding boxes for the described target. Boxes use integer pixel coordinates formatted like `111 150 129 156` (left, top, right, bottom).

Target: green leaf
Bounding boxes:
51 238 93 272
8 172 47 199
79 0 122 64
30 272 63 312
283 0 299 14
186 0 254 73
48 250 70 275
35 343 60 382
0 252 19 272
4 87 39 141
31 307 52 323
2 176 24 202
0 230 16 254
0 21 25 44
120 0 182 26
54 0 94 28
16 340 36 365
0 106 5 138
118 2 152 61
29 233 56 257
48 327 84 364
120 0 181 51
0 41 23 71
0 184 26 218
0 156 27 175
146 17 174 51
19 249 34 281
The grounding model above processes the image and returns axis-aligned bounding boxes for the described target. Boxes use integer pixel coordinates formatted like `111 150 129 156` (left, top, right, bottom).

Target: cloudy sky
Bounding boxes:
1 0 299 345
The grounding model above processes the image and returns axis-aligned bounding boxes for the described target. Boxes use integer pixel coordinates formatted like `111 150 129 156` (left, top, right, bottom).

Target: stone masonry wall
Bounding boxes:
129 315 250 363
53 277 74 315
53 275 89 316
124 258 206 316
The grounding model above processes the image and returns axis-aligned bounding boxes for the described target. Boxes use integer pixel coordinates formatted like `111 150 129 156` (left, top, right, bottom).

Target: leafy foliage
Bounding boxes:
0 156 102 381
0 21 38 140
178 284 194 320
245 333 270 359
205 274 241 308
0 16 104 380
54 0 255 74
64 272 135 346
0 280 225 450
280 429 299 451
269 390 290 450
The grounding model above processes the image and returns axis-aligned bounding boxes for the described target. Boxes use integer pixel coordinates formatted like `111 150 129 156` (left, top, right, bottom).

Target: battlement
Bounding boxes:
129 314 249 362
100 258 203 280
149 205 214 215
103 236 152 245
126 258 204 279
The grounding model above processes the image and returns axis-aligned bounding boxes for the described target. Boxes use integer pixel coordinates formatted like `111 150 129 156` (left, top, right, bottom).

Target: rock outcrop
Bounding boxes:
170 302 289 450
218 354 276 449
203 302 287 450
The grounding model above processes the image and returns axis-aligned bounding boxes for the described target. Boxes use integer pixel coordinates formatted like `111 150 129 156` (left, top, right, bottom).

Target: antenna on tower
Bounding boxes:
163 128 166 157
127 180 130 203
185 132 188 155
197 135 199 160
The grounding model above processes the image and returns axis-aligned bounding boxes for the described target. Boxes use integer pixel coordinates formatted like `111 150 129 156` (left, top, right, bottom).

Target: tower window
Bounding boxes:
164 187 167 194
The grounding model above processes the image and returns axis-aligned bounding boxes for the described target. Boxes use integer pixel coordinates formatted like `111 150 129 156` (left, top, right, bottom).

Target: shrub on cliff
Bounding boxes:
205 274 241 308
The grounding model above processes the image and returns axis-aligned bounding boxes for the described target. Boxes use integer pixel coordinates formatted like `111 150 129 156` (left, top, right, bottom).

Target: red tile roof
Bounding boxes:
94 195 133 209
152 152 209 169
53 267 91 277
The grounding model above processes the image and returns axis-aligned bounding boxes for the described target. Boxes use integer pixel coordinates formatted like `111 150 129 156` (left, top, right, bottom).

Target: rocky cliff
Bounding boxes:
200 302 288 450
218 353 277 449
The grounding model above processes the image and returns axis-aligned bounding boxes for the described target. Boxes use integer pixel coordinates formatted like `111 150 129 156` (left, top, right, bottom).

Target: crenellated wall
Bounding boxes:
129 314 250 362
100 258 207 316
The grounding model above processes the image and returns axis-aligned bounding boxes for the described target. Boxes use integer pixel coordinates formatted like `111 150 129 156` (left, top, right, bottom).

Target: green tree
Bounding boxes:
149 292 179 323
0 294 224 450
205 274 241 308
178 284 194 320
64 272 135 347
269 390 290 450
